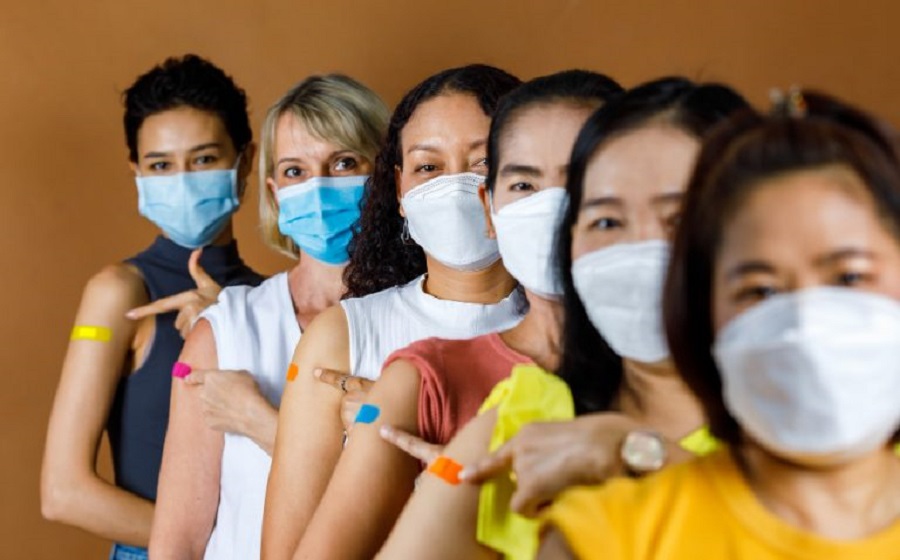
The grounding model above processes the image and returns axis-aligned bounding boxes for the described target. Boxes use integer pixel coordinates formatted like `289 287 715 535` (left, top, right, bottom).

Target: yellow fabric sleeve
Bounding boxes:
679 425 720 456
476 364 575 560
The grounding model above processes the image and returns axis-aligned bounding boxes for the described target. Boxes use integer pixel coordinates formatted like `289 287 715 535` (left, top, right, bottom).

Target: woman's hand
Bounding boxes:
183 369 277 453
126 249 222 338
379 425 444 465
314 368 375 430
459 413 642 517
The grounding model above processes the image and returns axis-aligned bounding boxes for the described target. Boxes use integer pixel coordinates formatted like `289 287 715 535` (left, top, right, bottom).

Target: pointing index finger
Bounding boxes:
188 249 218 289
126 291 195 320
314 368 349 390
379 425 441 464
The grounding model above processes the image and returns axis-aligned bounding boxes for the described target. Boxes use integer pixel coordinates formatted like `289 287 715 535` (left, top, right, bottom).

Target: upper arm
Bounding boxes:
294 359 423 559
377 408 500 560
263 304 353 557
43 265 148 487
150 320 223 558
274 303 351 463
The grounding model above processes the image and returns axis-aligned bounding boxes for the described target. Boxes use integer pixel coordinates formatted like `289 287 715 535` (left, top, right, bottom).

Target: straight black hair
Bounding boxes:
484 70 623 194
665 90 900 444
558 77 749 414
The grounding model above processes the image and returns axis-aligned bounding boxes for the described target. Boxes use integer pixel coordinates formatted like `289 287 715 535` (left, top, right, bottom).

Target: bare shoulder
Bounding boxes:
375 358 422 391
178 318 218 370
81 263 148 310
292 302 350 367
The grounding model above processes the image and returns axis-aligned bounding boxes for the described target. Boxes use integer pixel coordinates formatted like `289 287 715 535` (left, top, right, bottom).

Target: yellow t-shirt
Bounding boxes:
546 448 900 560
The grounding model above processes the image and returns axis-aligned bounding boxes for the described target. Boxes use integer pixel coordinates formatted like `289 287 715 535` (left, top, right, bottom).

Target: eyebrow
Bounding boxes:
814 247 876 266
652 192 683 204
499 163 542 177
726 260 777 281
407 139 487 155
580 196 621 209
142 142 223 159
579 190 683 209
276 150 356 167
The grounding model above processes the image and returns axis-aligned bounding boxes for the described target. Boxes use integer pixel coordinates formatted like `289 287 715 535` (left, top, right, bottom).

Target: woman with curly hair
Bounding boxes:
263 64 526 559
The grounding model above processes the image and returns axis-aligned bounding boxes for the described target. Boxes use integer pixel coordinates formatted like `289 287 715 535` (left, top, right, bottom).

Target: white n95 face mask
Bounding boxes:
490 187 568 299
713 287 900 466
400 173 500 271
571 240 671 363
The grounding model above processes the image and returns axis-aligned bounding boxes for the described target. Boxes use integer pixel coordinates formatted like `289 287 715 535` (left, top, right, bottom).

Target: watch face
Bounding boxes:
622 431 666 473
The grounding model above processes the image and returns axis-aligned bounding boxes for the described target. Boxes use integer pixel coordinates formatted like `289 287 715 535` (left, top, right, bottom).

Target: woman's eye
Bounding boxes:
194 155 217 165
283 166 303 179
334 157 358 172
735 285 778 303
148 161 169 172
510 182 535 193
590 217 622 230
471 158 488 170
416 164 438 173
836 271 871 287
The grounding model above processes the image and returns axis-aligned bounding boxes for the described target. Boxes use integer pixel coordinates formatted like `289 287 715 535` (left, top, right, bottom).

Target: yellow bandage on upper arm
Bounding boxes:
70 325 112 342
476 364 575 560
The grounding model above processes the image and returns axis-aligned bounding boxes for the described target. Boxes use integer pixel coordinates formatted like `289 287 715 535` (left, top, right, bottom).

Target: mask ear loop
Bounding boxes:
401 218 414 245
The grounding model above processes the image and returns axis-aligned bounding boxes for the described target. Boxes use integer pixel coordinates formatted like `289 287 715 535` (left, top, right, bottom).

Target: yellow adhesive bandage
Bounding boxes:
71 325 112 342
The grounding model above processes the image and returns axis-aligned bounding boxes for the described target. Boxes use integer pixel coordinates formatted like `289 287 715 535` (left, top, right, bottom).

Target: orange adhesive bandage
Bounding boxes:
286 363 299 382
427 455 463 485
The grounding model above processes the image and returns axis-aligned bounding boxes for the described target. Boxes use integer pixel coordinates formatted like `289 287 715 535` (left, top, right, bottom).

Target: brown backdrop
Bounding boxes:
2 0 898 556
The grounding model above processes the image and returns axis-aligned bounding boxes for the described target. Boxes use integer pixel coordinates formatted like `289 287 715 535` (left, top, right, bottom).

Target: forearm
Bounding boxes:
151 438 221 560
294 438 419 559
244 398 279 456
42 473 153 546
263 382 345 559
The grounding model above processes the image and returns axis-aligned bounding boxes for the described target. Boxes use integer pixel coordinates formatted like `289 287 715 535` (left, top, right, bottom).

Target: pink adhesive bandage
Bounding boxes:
172 362 192 379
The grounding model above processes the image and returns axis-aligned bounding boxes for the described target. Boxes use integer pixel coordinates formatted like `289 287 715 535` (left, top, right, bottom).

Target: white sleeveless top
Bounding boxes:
341 275 524 379
200 273 299 560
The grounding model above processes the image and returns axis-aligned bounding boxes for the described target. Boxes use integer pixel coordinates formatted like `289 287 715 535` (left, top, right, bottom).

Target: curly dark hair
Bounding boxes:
343 64 522 298
123 54 252 163
557 77 749 415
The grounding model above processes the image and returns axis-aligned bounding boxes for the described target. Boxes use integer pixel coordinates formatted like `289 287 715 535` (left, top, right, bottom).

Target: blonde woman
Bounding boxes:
150 75 388 560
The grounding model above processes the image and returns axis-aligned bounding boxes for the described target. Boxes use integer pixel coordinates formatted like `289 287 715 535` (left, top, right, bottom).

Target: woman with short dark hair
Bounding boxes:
41 54 263 560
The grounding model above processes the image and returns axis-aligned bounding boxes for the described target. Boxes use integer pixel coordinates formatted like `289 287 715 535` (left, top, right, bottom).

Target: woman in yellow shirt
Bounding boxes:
541 90 900 559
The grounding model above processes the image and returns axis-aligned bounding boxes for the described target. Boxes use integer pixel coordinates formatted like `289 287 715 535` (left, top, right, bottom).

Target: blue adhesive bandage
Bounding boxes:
354 403 381 424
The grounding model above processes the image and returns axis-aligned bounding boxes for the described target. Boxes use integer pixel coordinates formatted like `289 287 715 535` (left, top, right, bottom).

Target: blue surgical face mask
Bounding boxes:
276 175 368 265
135 158 241 249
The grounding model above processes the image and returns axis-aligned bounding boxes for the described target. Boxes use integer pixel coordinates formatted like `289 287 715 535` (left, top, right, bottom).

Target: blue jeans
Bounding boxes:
109 543 148 560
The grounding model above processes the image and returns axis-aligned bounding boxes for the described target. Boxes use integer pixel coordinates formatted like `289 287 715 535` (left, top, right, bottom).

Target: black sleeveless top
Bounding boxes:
107 236 264 501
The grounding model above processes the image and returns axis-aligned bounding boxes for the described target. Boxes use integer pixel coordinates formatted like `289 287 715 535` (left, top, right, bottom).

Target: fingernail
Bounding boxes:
458 468 471 480
313 368 322 378
379 425 391 437
125 310 136 319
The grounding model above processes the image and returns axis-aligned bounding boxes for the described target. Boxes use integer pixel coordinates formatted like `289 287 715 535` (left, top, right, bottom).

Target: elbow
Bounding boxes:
40 477 73 522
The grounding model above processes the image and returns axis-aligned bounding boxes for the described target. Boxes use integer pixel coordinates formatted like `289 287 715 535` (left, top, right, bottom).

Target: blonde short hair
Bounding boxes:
258 75 389 258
